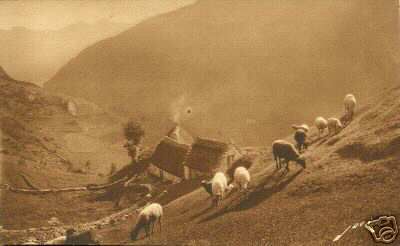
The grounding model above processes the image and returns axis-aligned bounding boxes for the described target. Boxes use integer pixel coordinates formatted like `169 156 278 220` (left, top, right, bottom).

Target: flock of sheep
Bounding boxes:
129 94 357 241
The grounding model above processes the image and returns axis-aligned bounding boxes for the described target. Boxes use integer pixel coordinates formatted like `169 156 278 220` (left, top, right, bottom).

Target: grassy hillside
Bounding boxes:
45 0 399 146
92 84 400 245
0 67 130 232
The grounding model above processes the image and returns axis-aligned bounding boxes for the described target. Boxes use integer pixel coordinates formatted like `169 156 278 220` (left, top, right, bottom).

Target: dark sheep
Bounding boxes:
294 129 308 152
272 140 306 171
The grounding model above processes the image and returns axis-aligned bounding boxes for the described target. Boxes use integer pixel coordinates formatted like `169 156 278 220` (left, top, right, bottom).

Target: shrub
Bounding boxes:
123 120 145 145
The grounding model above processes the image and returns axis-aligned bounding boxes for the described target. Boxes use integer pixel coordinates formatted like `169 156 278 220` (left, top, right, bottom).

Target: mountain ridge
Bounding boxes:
0 20 132 85
44 0 399 146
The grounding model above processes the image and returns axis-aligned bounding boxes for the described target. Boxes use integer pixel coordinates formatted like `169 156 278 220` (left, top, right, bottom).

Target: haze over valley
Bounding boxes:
1 1 399 245
45 0 399 145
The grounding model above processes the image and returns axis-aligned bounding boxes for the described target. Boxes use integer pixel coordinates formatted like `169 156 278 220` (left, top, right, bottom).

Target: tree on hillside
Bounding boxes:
123 120 145 162
124 120 145 145
107 120 153 208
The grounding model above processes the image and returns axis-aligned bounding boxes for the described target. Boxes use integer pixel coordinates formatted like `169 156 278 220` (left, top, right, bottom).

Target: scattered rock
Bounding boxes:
22 237 39 245
65 228 99 245
48 217 61 226
45 235 66 245
52 231 62 238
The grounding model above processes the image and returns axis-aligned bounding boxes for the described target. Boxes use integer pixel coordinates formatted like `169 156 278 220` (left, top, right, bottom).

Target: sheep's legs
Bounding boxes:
298 143 307 153
275 157 281 169
295 143 301 152
348 111 353 122
212 197 218 207
274 155 280 169
284 160 290 172
151 221 155 234
214 195 222 207
145 224 150 238
279 160 289 176
158 217 162 233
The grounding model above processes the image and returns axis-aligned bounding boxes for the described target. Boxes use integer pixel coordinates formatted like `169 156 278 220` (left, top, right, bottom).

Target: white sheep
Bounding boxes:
229 167 250 191
327 117 343 136
130 203 163 240
272 140 306 172
211 172 228 207
292 124 310 133
300 124 310 132
343 94 357 123
314 117 328 137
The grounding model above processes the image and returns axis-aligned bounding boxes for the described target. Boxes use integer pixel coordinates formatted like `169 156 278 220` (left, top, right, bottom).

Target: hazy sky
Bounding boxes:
0 0 196 30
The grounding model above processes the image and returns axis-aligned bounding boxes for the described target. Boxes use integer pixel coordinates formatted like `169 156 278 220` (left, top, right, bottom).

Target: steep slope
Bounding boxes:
0 66 130 232
45 0 399 146
93 84 400 245
0 20 131 85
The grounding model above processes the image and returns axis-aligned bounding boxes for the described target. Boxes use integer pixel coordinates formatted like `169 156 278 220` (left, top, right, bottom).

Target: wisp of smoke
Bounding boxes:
170 95 192 124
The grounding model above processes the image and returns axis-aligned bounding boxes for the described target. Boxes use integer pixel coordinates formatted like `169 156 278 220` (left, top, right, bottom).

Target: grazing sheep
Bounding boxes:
272 140 306 172
343 94 357 124
229 167 250 191
294 129 308 152
327 118 343 135
201 180 213 196
314 117 328 137
211 172 228 207
130 203 163 241
226 155 254 181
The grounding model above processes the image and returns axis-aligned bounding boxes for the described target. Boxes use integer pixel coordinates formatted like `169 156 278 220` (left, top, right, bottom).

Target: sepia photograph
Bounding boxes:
0 0 399 245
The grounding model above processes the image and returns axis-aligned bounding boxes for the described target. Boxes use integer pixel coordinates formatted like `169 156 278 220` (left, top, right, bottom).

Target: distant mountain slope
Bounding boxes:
0 66 129 230
45 0 399 146
0 20 131 85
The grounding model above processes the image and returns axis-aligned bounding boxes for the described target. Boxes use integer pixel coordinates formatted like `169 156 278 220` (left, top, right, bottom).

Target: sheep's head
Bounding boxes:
296 157 306 168
130 213 149 241
130 228 139 241
201 180 213 195
201 180 207 189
